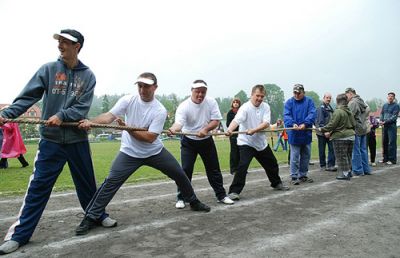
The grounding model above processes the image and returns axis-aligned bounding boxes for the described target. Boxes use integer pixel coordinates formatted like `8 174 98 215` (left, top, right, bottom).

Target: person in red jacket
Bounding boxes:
0 122 29 168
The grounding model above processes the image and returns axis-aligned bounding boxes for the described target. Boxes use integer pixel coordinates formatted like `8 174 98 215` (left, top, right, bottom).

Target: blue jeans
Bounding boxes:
352 135 371 174
383 124 397 163
317 135 335 168
289 143 311 179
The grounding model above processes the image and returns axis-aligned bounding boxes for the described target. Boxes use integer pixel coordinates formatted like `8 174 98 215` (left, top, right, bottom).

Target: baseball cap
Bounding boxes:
345 87 356 94
293 84 304 93
53 29 84 47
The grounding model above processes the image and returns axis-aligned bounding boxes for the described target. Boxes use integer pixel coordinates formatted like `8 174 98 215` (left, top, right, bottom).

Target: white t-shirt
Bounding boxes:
109 94 167 158
234 101 271 151
175 96 222 140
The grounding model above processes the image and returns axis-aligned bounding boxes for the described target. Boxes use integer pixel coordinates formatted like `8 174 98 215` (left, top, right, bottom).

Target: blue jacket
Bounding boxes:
380 102 399 126
315 102 334 136
0 58 96 144
284 96 316 145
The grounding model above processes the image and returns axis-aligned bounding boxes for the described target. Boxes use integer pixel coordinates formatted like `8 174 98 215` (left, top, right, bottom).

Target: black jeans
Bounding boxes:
366 132 376 163
178 136 227 200
229 136 240 174
229 145 282 194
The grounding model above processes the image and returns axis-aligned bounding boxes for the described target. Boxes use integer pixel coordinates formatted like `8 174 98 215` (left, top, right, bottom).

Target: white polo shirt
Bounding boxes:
234 101 271 151
109 94 167 158
175 96 222 140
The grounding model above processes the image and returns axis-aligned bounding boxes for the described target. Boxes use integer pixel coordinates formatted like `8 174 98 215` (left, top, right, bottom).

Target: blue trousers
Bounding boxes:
289 143 311 179
352 135 371 174
5 140 103 245
382 124 397 164
317 135 335 168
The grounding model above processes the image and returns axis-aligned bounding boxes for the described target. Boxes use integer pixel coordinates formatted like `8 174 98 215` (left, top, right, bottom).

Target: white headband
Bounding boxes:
136 77 155 85
53 33 78 43
192 82 207 89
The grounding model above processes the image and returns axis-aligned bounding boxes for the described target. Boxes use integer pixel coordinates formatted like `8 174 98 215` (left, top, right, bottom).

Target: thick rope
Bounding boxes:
3 118 316 137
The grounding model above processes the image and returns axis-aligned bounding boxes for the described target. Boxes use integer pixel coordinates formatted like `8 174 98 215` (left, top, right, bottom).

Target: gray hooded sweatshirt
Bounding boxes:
348 94 368 136
0 58 96 144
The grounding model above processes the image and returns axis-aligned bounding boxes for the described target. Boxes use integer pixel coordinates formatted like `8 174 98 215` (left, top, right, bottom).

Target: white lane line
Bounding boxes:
41 181 338 250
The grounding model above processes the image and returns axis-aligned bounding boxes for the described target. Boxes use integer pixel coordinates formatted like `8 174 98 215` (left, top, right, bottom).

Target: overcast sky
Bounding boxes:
0 0 398 104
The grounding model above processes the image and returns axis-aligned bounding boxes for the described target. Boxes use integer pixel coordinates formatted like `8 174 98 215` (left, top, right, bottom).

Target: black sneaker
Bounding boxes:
190 201 211 212
273 183 290 191
300 176 314 183
291 178 300 185
76 216 97 235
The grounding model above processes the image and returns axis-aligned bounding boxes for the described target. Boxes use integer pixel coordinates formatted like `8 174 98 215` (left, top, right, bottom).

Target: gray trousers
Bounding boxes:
86 148 198 219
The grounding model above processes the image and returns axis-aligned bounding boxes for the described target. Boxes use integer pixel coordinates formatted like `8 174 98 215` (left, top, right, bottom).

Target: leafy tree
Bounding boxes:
305 91 320 108
157 93 181 129
366 98 385 112
234 90 248 104
264 84 285 123
216 97 233 118
102 95 110 113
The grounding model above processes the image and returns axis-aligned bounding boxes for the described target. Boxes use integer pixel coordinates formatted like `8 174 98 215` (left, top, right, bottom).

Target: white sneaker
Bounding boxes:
219 196 234 205
101 217 118 228
386 161 393 165
175 200 185 209
371 162 377 167
228 192 240 201
0 240 19 255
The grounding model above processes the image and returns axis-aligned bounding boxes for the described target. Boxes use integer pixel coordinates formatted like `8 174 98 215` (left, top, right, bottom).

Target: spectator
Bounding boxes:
315 93 336 171
226 98 241 175
284 84 316 185
0 122 29 168
345 87 371 176
379 92 399 165
273 119 288 151
367 112 379 166
319 93 356 180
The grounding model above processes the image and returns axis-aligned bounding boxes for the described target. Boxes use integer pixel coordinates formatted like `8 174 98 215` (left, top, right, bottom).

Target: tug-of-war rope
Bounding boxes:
3 118 315 137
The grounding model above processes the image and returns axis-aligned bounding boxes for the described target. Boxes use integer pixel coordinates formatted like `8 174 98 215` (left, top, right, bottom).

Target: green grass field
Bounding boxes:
0 132 385 196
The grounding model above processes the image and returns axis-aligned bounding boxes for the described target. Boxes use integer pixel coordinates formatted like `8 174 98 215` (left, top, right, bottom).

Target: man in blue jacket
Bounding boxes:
379 92 399 165
0 29 115 255
284 84 316 185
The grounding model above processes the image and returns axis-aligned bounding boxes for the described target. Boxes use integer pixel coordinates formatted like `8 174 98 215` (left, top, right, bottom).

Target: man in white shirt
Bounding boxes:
168 80 234 208
75 73 211 235
226 85 289 200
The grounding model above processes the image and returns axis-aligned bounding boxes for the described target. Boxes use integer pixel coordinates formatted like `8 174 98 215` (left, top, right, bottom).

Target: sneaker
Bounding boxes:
291 178 300 185
228 192 240 200
378 160 386 163
364 172 372 175
101 217 117 228
190 201 211 212
175 200 185 209
386 161 393 165
300 177 314 183
273 183 290 191
352 173 364 178
325 167 337 172
218 196 234 205
76 216 97 235
336 175 350 180
371 162 377 167
0 240 19 255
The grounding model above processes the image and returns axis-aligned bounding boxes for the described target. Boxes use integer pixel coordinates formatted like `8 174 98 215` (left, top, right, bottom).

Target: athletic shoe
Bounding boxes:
336 175 350 180
76 216 97 235
190 201 211 212
371 162 377 167
300 176 314 183
364 172 372 175
325 167 337 172
175 200 185 209
218 196 234 205
0 240 19 255
273 183 290 191
101 217 117 228
378 160 386 163
228 192 240 200
386 161 393 165
291 178 300 185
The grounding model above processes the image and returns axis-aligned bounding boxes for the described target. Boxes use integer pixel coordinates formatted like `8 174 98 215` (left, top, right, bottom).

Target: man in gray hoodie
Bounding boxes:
0 29 115 255
345 88 371 176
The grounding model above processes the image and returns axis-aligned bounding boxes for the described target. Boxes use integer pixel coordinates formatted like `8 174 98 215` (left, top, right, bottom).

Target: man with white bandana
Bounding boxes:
168 80 234 208
75 73 211 236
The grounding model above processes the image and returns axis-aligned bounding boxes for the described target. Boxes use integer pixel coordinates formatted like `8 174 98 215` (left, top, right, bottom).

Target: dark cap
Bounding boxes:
293 84 304 93
53 29 84 48
345 87 356 94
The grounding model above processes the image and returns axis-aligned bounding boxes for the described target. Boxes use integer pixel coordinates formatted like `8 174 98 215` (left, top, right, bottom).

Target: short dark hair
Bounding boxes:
336 93 348 106
251 84 266 95
193 79 207 85
345 87 356 94
388 92 396 97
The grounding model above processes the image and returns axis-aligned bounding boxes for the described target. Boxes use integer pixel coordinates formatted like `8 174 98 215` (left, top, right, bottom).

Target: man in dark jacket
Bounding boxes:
315 93 336 171
0 29 115 255
379 92 399 165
